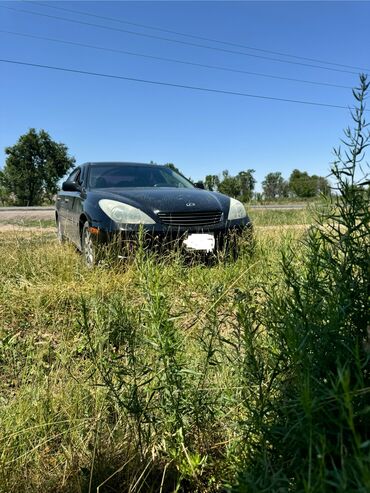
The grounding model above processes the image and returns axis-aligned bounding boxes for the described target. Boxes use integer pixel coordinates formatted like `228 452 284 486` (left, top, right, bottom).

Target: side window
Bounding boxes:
67 168 81 183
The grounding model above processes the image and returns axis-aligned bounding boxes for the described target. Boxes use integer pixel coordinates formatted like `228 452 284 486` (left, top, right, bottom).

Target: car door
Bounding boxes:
69 167 86 247
60 168 81 241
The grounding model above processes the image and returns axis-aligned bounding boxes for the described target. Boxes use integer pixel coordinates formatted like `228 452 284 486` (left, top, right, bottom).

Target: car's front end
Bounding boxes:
85 188 252 258
59 162 253 265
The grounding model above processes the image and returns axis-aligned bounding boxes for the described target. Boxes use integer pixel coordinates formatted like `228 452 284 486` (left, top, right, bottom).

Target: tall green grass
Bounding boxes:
0 226 297 492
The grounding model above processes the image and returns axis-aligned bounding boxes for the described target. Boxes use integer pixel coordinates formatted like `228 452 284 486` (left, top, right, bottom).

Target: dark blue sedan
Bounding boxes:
56 162 252 265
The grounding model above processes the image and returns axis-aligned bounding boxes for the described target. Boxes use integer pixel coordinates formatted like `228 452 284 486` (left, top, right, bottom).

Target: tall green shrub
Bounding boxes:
234 75 370 492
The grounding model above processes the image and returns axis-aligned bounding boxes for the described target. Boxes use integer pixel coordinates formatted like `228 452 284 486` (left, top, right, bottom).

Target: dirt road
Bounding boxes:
0 207 55 222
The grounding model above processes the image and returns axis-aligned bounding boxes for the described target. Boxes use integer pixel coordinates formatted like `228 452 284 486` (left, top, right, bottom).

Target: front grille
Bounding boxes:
157 210 222 226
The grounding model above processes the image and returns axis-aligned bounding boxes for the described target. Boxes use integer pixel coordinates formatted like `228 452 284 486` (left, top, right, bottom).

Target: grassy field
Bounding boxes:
247 207 314 226
0 203 368 493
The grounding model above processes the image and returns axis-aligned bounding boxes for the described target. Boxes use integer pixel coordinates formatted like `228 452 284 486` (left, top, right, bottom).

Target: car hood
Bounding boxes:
91 187 229 214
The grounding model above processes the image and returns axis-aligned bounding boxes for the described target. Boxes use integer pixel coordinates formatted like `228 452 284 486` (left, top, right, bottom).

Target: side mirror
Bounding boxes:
62 181 81 192
194 180 205 190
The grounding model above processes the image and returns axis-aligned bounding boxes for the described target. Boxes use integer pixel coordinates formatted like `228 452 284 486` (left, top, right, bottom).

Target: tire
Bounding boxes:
56 217 66 243
227 234 239 261
218 227 254 262
81 221 97 267
216 231 239 262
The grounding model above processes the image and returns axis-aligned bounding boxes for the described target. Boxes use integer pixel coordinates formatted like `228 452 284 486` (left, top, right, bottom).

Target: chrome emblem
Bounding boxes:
186 202 196 207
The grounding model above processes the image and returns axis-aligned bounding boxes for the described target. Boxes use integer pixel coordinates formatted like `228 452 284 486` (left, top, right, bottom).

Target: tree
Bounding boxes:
238 169 256 202
218 170 241 198
288 169 316 197
2 129 75 206
288 169 329 198
218 169 256 201
315 175 331 196
0 170 9 205
262 172 289 199
204 174 220 191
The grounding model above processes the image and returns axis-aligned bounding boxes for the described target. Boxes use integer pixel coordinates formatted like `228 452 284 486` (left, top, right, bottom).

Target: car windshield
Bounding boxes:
88 164 194 189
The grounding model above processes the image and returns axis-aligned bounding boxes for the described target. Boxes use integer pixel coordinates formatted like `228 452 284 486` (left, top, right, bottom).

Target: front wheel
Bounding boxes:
56 217 66 243
81 221 98 267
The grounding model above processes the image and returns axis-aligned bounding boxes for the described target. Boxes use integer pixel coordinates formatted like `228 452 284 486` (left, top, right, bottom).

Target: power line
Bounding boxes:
0 30 353 91
0 58 357 110
29 0 370 73
0 5 361 76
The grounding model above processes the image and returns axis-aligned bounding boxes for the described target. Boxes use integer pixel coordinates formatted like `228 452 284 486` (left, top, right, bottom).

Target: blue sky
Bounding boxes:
0 1 369 189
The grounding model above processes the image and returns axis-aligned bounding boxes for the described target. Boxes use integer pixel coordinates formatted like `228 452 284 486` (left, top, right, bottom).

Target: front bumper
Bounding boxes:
93 219 252 254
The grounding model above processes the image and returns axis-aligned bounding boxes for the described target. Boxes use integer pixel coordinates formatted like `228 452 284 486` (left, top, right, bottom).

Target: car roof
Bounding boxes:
80 162 165 168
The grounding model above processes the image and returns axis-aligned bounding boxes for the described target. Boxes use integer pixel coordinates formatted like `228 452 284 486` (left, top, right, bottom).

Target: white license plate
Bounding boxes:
183 233 215 252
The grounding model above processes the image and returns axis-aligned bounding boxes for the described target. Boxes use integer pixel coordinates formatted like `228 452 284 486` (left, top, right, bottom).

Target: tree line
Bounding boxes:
204 168 330 200
0 129 330 206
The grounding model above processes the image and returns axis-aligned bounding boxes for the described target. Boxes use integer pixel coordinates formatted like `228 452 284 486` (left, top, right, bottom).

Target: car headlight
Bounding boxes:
99 199 155 224
227 198 247 220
